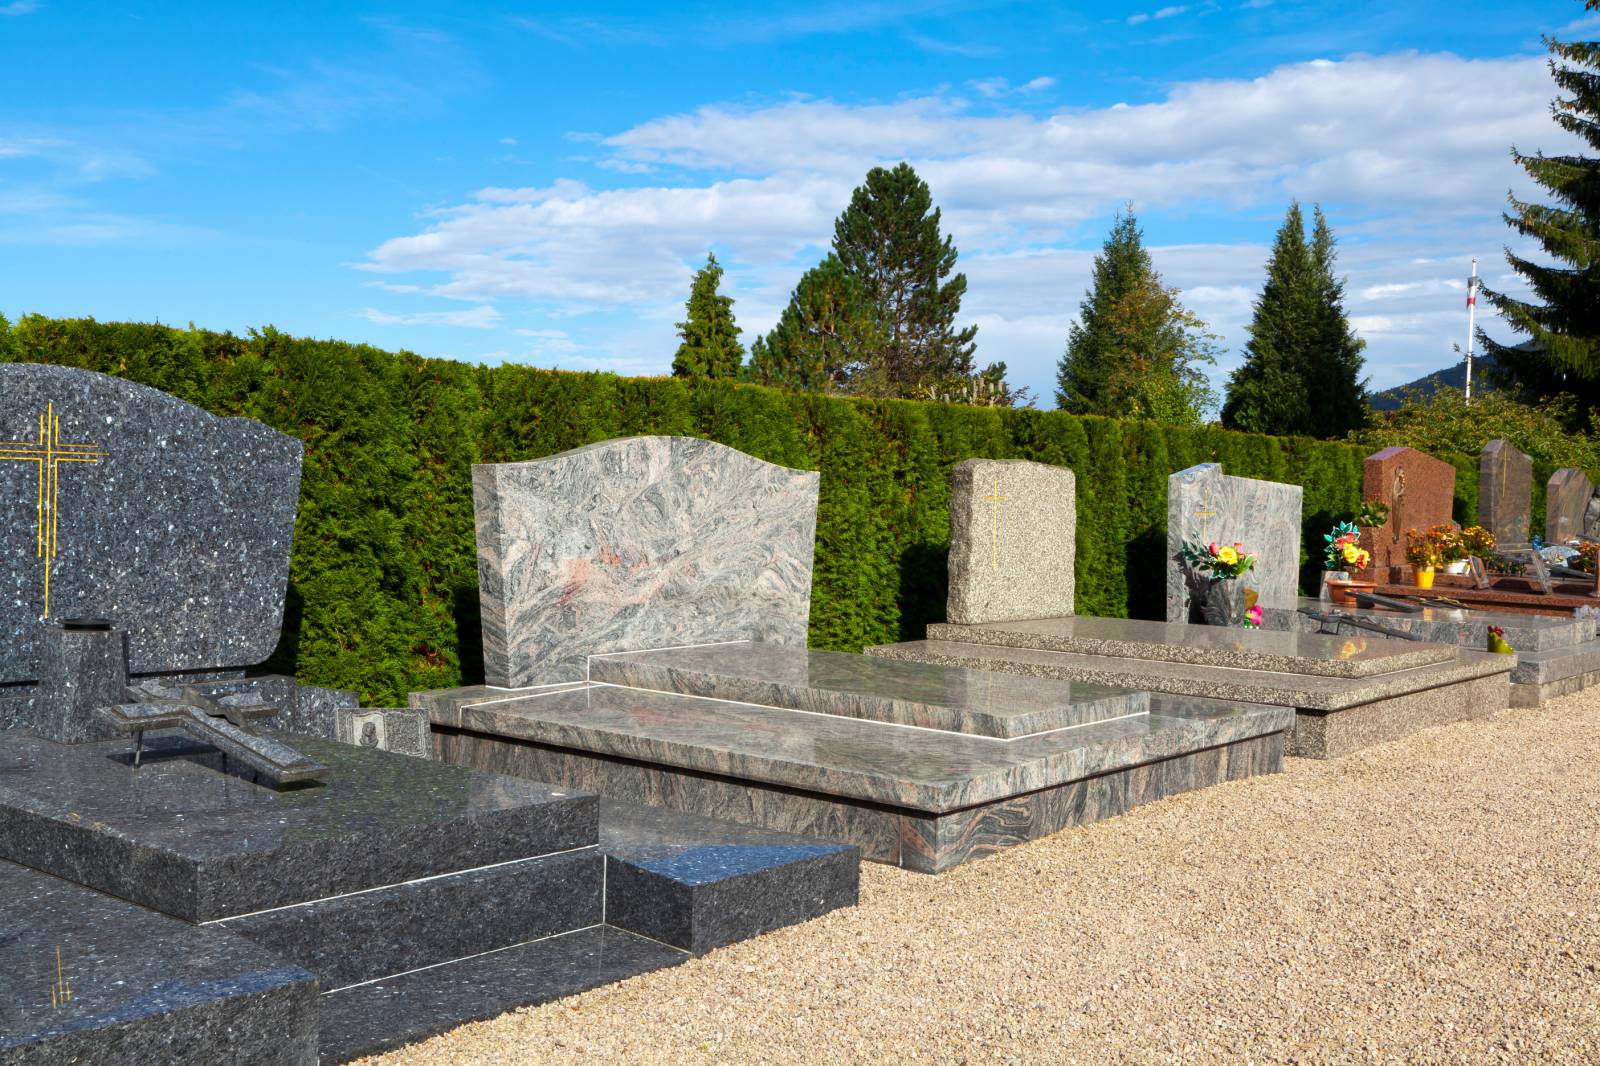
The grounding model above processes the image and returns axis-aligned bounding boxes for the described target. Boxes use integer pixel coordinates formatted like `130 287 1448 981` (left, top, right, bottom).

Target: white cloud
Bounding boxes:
360 51 1572 402
360 304 502 328
968 75 1056 99
0 1 39 15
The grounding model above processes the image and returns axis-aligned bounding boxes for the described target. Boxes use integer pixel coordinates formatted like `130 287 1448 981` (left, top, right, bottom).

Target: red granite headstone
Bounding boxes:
1361 446 1458 583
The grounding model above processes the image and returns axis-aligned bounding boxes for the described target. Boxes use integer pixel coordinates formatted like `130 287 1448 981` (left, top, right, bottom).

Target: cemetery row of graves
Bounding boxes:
2 329 1598 1062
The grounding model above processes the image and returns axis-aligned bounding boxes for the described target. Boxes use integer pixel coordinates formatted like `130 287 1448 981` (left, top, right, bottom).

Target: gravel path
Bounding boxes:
362 689 1600 1065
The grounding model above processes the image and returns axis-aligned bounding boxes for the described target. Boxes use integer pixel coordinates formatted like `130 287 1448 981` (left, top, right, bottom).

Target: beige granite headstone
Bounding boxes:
947 459 1075 625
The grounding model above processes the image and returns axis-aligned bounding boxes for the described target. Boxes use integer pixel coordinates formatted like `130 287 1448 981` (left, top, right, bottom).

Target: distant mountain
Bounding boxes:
1369 352 1501 412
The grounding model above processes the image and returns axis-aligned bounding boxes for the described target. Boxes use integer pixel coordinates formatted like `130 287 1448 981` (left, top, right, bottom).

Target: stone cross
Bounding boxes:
983 473 1007 568
0 402 110 619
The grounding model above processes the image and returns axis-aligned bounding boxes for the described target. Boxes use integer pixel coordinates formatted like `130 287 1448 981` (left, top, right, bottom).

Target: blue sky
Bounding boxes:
4 1 1596 406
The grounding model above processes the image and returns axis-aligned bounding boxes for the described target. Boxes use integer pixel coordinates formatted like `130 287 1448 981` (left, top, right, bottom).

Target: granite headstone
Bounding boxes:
1167 463 1303 623
946 458 1075 625
473 436 820 688
1546 468 1595 545
1479 438 1532 550
1361 446 1457 582
0 364 302 685
1587 494 1600 540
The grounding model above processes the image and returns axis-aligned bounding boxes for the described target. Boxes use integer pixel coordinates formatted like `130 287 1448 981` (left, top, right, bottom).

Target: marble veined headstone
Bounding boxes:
1166 463 1302 623
0 364 302 685
947 458 1075 624
473 436 820 688
1479 439 1532 550
1546 468 1594 545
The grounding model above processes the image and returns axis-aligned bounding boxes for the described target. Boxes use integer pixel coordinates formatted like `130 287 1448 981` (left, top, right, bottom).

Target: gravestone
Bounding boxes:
474 436 820 688
1587 494 1600 540
1479 439 1532 550
1362 446 1457 581
1546 468 1595 545
946 458 1075 625
1166 463 1303 623
0 363 301 685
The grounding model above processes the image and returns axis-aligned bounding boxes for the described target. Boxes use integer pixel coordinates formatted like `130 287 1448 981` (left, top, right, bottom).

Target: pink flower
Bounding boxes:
1245 604 1264 627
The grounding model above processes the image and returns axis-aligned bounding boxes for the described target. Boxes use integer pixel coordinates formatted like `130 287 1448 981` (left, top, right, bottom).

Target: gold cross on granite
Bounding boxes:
0 402 110 619
983 472 1007 567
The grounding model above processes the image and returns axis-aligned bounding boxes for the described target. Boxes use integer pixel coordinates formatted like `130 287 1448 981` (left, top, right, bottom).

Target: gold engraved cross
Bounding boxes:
983 472 1007 567
50 945 73 1008
0 402 109 619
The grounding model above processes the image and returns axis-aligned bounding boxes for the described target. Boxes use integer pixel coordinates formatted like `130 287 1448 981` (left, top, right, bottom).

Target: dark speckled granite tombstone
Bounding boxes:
1480 438 1532 550
0 364 301 685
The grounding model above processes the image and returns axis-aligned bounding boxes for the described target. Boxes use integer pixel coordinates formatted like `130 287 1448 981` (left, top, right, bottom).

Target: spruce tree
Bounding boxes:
1055 208 1218 424
831 163 977 393
1478 20 1600 414
671 252 744 380
1222 202 1367 437
748 255 882 393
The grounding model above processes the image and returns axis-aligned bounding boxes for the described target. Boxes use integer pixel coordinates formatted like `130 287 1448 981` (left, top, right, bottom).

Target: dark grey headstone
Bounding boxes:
1479 439 1532 550
0 364 302 684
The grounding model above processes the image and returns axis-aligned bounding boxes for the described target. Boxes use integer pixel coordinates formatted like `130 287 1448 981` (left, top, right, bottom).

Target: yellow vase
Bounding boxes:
1415 567 1436 590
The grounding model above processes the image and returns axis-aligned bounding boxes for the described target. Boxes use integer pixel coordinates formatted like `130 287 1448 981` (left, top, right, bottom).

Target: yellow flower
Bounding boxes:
1341 543 1361 563
1215 545 1239 566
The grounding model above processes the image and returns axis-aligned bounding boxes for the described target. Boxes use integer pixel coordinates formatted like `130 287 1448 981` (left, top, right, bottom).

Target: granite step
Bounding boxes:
927 615 1458 678
587 641 1147 738
216 848 604 989
1291 597 1599 652
600 798 859 954
317 925 687 1063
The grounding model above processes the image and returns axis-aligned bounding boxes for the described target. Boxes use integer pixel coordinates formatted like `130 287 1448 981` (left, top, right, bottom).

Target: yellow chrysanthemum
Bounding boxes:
1341 543 1361 563
1216 545 1239 566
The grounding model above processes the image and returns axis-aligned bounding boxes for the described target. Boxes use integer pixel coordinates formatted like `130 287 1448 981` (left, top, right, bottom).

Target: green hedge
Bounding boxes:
2 315 1422 704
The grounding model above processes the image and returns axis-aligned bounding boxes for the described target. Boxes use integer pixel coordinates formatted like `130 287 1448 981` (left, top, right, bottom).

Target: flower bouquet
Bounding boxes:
1177 539 1257 625
1322 520 1374 604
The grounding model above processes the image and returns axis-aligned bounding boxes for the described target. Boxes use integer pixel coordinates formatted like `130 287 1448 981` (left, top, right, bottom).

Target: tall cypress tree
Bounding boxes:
748 255 882 393
1222 202 1367 437
1478 19 1600 414
671 252 744 380
831 163 977 393
1056 208 1218 424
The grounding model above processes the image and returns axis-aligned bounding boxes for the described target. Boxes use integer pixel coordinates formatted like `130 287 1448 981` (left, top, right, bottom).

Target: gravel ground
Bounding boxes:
361 689 1600 1065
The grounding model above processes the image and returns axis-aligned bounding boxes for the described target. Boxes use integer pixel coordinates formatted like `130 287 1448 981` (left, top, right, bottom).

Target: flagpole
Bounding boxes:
1464 258 1478 403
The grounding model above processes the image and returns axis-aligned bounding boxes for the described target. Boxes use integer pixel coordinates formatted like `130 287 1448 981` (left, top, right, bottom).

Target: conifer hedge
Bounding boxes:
0 315 1463 704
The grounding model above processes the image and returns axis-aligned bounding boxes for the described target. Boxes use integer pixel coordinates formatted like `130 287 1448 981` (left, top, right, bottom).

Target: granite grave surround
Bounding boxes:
1288 597 1600 707
1480 438 1534 551
416 438 1294 873
869 615 1512 759
0 730 858 1063
1362 446 1457 583
947 457 1075 624
1167 463 1303 623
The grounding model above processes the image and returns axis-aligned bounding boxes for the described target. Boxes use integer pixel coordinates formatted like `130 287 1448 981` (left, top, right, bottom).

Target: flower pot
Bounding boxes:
1415 566 1436 590
1327 579 1375 607
1198 576 1246 626
1443 560 1471 575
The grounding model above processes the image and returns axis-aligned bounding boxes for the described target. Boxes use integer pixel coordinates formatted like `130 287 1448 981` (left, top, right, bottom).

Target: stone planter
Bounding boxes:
1327 579 1375 607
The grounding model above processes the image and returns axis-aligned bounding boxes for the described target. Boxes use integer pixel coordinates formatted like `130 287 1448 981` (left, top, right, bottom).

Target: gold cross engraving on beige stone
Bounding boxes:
983 472 1007 568
0 402 109 619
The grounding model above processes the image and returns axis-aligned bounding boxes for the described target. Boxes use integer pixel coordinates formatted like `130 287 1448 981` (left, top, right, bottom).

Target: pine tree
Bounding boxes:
671 252 744 380
1478 20 1600 415
831 163 977 393
748 255 883 392
1055 208 1218 425
1222 202 1367 437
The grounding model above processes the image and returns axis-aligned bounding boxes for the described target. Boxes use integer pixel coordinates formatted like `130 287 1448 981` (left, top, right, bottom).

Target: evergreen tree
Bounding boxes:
831 163 977 393
748 255 883 392
1478 19 1600 416
1221 202 1367 437
671 252 744 380
1055 208 1218 425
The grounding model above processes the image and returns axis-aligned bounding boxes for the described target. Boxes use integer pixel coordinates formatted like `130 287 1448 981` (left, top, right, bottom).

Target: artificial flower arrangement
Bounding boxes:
1405 524 1497 569
1575 540 1599 574
1244 603 1264 628
1324 521 1371 573
1177 539 1257 579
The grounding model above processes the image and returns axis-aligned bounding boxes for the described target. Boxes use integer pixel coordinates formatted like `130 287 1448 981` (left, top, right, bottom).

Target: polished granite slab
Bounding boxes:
318 926 686 1063
1291 597 1598 652
600 798 858 953
0 731 596 921
926 615 1457 678
425 682 1292 814
588 641 1147 739
0 860 318 1066
869 638 1512 711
